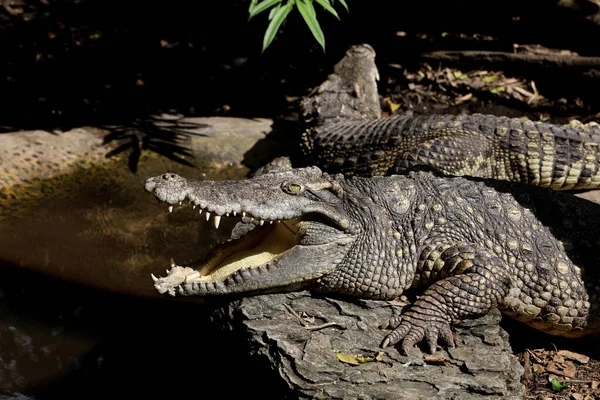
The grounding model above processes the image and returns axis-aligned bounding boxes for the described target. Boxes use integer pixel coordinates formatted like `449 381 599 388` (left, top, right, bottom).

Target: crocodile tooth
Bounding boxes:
269 221 273 224
259 220 265 226
199 208 203 215
151 273 158 282
177 285 184 294
214 215 221 229
233 211 237 216
192 205 196 209
170 258 176 268
179 201 182 205
168 206 173 213
242 211 246 217
205 211 211 221
226 213 230 217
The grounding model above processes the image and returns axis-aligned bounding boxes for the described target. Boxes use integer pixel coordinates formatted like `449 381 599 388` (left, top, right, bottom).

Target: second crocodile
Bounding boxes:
299 44 600 190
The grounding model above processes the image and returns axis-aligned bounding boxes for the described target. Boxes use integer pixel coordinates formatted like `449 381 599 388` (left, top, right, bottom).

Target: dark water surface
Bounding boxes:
0 156 257 398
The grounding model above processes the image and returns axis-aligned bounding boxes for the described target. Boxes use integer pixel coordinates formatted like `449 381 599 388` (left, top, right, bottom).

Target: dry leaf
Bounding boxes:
423 355 450 366
336 352 383 365
336 353 359 365
384 98 401 113
546 360 577 378
454 93 473 104
557 350 589 364
532 363 546 373
355 356 376 363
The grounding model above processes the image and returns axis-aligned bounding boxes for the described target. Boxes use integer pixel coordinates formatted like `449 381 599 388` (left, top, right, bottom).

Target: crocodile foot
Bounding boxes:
381 310 455 355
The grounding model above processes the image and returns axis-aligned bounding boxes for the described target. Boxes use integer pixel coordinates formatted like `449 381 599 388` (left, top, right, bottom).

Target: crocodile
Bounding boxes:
145 167 600 353
296 44 600 190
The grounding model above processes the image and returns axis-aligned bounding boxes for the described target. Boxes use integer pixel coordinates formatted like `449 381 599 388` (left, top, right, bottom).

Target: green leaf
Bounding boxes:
335 0 349 12
483 75 497 83
248 0 257 18
550 378 567 392
489 86 506 94
249 0 282 21
315 0 340 19
297 0 326 51
262 3 292 52
307 0 317 18
268 5 278 20
452 70 466 80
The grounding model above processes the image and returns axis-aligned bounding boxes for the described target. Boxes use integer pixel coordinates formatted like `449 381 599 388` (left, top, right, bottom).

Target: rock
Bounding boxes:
575 189 600 204
0 117 275 191
153 116 275 168
214 292 525 399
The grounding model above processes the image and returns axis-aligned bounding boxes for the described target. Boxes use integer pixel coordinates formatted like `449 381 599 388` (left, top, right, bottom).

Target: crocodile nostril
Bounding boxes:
162 173 171 180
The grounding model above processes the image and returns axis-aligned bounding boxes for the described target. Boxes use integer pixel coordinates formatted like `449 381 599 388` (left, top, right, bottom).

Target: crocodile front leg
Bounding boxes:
383 244 511 354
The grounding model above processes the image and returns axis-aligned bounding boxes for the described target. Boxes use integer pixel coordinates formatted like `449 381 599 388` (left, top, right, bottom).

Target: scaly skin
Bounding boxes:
145 167 600 353
297 44 600 190
303 113 600 190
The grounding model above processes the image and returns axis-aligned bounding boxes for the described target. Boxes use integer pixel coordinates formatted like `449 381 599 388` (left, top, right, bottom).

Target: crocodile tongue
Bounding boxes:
197 221 298 279
153 219 305 296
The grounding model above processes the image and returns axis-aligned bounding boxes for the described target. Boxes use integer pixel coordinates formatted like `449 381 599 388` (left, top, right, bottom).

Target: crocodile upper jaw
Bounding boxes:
151 208 354 297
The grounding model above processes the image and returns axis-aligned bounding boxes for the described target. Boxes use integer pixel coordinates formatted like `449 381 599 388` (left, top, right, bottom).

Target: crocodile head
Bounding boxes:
144 167 358 297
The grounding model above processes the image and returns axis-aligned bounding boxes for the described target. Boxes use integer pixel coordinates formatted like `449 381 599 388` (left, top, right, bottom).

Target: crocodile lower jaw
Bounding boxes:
152 217 304 296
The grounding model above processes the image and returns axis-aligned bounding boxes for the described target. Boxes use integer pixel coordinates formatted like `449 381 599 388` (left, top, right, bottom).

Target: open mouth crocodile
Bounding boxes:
145 166 600 353
145 167 355 298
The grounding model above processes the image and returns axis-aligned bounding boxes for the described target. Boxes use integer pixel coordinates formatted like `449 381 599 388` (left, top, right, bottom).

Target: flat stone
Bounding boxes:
155 116 274 168
0 117 275 190
575 189 600 204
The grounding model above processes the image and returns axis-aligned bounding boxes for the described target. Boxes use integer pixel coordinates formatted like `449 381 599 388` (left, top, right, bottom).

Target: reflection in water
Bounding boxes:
0 153 246 297
0 154 258 397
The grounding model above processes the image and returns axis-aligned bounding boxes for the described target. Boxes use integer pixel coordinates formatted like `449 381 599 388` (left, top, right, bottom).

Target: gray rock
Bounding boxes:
0 117 276 191
214 292 525 399
155 116 275 168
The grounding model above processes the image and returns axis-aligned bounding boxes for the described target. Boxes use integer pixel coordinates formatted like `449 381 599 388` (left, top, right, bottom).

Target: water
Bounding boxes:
0 265 260 399
0 154 256 398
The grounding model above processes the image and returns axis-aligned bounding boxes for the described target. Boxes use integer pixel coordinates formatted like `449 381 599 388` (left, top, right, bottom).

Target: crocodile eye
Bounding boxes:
282 182 304 195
